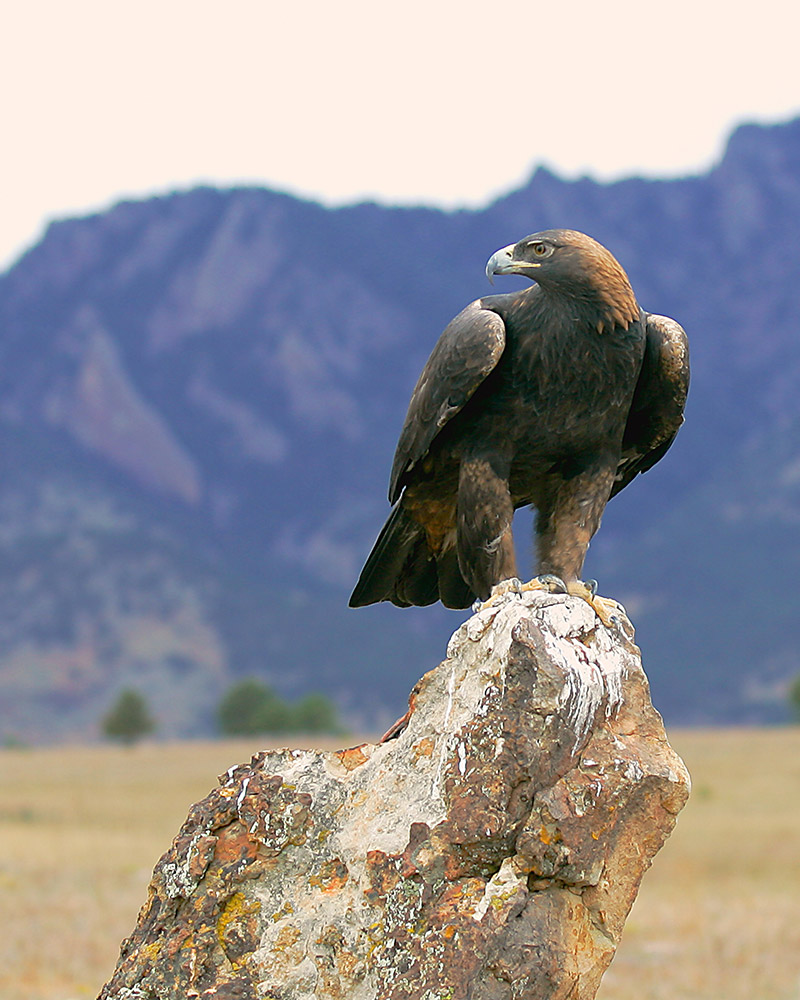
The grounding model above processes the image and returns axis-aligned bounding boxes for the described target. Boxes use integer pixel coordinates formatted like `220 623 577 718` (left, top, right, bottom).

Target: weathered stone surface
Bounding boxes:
98 591 690 1000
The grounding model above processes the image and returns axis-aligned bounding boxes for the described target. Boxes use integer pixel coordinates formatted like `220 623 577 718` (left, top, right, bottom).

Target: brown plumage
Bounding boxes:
349 229 689 610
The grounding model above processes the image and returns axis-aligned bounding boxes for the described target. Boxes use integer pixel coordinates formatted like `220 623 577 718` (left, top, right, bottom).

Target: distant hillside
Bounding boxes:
3 117 800 739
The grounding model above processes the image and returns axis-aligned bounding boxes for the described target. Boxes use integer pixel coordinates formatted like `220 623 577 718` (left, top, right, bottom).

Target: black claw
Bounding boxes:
584 579 598 597
536 574 567 594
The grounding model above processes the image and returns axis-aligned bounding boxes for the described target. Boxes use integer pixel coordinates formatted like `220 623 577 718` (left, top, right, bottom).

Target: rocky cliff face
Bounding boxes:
99 592 689 999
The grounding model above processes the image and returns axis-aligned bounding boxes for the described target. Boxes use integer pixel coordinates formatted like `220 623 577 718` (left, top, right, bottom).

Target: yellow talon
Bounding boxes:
473 577 524 612
477 574 564 612
565 580 628 631
474 576 631 639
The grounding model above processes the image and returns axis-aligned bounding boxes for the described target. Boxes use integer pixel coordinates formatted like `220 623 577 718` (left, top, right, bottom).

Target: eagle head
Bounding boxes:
485 229 640 332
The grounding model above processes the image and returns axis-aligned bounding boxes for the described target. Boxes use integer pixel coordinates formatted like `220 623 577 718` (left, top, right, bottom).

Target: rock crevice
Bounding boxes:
99 591 690 1000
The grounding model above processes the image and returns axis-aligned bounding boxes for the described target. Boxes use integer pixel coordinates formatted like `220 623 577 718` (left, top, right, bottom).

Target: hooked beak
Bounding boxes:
485 243 541 284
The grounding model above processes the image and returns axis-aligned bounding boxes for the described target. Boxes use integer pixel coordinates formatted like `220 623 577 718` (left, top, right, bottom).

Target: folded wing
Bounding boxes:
389 299 507 503
612 313 690 499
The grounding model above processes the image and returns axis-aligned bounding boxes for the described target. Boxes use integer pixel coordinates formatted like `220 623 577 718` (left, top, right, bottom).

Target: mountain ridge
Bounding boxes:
3 116 800 739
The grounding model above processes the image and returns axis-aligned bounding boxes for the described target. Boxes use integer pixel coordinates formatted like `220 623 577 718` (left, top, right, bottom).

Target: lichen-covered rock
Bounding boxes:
98 591 690 1000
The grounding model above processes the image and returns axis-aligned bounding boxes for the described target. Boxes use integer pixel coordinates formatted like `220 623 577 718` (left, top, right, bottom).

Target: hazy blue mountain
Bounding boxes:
3 117 800 740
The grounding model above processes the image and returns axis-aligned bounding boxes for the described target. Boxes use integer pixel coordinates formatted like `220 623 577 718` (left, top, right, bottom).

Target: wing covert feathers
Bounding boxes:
612 313 690 498
388 301 506 503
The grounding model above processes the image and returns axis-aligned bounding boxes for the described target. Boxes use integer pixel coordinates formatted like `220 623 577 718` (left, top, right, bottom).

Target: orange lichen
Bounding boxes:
335 745 370 771
412 737 436 761
309 858 349 893
213 821 261 866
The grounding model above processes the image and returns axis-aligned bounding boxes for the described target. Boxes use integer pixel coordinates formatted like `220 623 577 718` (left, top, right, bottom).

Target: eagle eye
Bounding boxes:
531 242 549 257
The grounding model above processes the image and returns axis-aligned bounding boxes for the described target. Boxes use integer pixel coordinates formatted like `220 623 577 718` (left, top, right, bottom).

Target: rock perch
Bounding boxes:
98 590 690 999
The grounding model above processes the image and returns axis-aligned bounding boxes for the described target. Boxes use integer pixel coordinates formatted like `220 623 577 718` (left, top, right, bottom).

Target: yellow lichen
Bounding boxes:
276 924 302 950
216 890 261 966
271 901 295 922
140 940 163 963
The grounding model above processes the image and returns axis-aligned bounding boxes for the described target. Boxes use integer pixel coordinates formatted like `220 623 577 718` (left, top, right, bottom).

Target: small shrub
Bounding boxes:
217 679 293 736
291 692 342 734
789 674 800 722
102 689 155 744
217 680 343 736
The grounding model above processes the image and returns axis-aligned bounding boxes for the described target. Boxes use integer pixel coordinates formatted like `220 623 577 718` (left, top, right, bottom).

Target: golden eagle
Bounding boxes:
349 229 689 612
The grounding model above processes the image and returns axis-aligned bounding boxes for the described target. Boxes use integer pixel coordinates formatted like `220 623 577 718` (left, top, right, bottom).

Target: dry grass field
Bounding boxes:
1 729 799 1000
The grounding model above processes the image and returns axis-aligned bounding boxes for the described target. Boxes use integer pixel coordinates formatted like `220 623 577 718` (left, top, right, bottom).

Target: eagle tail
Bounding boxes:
434 545 475 609
349 503 440 608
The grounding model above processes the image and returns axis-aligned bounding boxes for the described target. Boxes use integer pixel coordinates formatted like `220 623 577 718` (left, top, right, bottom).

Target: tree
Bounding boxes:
217 680 345 736
102 689 155 744
291 692 342 734
789 674 800 722
217 679 293 736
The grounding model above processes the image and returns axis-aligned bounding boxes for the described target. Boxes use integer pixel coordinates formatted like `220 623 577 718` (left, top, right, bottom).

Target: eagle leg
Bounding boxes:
457 450 516 601
535 465 617 583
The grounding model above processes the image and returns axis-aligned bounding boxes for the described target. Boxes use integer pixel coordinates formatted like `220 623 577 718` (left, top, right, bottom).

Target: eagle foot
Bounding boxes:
565 580 626 630
472 574 569 610
521 574 568 594
472 576 524 613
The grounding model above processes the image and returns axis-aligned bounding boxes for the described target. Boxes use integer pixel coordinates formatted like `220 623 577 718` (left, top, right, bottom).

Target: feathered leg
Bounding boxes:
534 464 623 627
535 464 616 582
456 451 516 601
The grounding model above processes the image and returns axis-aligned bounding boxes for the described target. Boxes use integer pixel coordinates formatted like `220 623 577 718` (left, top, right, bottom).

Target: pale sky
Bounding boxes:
2 0 800 271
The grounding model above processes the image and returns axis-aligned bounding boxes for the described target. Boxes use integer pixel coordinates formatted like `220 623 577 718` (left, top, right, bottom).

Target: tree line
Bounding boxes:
102 679 344 744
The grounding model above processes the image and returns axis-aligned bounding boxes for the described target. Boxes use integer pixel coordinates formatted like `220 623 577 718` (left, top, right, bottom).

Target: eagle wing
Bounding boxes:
611 313 690 499
388 299 506 503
